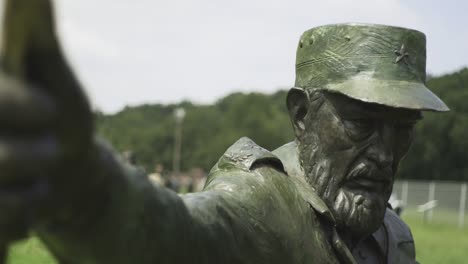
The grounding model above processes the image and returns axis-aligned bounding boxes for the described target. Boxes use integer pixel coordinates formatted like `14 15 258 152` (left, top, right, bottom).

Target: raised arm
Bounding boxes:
0 1 300 264
0 0 195 262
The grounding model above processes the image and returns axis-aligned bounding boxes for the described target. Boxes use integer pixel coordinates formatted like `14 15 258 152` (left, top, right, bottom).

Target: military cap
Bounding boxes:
295 23 449 111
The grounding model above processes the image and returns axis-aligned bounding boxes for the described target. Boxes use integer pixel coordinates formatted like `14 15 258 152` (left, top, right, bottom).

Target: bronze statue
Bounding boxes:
0 1 448 263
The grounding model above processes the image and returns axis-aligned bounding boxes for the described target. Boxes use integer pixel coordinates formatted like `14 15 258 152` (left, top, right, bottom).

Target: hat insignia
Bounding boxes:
394 44 410 65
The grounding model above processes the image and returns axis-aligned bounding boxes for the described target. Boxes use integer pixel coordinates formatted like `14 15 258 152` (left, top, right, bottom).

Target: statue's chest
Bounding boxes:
299 211 345 264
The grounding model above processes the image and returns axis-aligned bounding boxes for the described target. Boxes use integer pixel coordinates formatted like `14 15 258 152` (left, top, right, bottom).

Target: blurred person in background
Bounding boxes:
148 163 165 186
191 168 207 192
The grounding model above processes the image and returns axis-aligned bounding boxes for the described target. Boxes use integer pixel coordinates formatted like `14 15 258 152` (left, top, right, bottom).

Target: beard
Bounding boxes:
299 142 393 239
330 185 389 237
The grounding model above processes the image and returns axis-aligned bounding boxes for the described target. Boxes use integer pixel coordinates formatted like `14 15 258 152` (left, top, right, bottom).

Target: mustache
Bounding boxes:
347 161 393 183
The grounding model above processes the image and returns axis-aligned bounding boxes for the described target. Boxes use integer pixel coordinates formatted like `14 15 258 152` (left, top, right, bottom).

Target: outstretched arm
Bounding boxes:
0 0 202 263
0 0 191 262
0 0 92 260
0 1 294 264
36 140 196 264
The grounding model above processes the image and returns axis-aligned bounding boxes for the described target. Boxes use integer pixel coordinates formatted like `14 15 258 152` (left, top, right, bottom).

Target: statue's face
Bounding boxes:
298 92 421 238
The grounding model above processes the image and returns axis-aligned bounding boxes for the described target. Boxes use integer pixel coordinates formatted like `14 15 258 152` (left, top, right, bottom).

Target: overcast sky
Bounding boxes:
49 0 468 113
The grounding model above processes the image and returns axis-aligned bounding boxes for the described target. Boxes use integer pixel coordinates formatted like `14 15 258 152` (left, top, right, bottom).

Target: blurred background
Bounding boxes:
4 0 468 263
48 0 468 113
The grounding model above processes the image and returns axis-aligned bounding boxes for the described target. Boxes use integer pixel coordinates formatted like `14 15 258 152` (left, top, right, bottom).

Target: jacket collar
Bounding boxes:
273 141 336 222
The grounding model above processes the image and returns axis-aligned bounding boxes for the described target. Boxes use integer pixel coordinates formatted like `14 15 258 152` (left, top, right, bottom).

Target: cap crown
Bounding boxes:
294 24 448 112
296 23 426 88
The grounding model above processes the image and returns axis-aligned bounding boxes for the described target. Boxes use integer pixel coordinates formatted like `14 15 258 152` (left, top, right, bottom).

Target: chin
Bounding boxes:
331 188 388 237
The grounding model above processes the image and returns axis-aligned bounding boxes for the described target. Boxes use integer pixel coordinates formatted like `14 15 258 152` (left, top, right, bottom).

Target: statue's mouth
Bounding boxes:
345 162 392 193
348 177 387 193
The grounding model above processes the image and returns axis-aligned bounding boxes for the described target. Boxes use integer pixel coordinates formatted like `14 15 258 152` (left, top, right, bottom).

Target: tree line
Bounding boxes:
96 68 468 181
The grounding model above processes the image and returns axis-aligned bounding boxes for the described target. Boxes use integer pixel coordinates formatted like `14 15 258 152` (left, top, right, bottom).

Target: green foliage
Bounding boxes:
399 68 468 181
96 68 468 181
8 237 57 264
96 90 294 172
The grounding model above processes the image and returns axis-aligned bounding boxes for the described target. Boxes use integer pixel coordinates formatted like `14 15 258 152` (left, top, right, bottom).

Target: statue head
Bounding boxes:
287 24 448 241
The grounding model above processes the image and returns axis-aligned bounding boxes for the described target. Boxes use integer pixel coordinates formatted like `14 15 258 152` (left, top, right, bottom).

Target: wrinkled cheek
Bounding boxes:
316 116 354 152
392 133 414 170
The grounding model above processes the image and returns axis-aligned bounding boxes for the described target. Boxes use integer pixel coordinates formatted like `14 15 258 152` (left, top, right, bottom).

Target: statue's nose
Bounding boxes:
366 124 394 169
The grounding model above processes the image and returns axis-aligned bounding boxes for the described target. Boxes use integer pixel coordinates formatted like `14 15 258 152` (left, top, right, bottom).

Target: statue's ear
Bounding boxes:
287 87 310 139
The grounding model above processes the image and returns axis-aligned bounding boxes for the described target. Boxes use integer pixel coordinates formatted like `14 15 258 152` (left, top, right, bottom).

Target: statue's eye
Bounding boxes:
343 119 375 131
394 120 417 143
343 119 375 140
395 120 417 131
394 120 418 155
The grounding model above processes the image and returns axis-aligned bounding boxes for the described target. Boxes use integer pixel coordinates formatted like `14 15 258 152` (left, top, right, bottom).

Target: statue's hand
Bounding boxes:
0 0 93 242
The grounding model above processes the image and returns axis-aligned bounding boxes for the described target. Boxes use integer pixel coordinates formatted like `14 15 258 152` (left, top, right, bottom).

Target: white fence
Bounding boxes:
393 180 467 228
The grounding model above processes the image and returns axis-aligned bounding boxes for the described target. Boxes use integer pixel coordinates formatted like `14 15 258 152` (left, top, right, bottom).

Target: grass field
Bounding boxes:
403 214 468 264
5 214 468 264
7 237 57 264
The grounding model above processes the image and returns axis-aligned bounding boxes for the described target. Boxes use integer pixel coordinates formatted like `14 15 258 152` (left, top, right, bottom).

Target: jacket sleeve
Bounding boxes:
35 140 297 264
35 140 194 264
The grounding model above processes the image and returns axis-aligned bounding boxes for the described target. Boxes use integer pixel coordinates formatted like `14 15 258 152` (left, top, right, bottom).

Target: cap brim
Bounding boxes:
322 79 449 112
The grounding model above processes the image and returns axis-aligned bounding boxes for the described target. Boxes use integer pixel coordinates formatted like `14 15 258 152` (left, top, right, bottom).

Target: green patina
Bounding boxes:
0 1 449 264
295 23 448 112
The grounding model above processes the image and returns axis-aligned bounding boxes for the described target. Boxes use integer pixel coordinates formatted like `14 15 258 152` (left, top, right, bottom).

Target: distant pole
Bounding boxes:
428 182 436 223
172 108 185 175
459 183 467 228
401 181 408 206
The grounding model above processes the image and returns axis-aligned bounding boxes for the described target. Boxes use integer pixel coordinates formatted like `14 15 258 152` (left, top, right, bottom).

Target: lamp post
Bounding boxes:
173 108 186 175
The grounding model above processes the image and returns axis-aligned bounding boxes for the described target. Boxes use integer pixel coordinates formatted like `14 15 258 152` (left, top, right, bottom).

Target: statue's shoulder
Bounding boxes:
373 209 416 262
209 137 286 175
203 137 295 211
383 208 414 243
